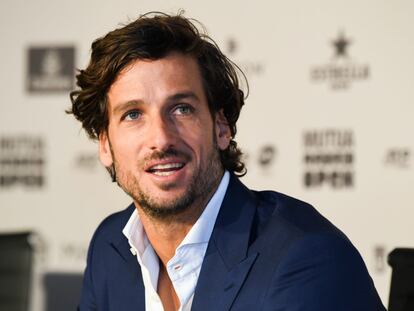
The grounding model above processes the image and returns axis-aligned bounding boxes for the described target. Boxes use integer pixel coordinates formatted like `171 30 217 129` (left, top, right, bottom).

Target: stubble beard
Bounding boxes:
110 139 224 222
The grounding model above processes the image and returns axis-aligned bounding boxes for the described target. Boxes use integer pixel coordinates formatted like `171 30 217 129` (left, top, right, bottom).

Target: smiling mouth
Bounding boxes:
147 163 185 176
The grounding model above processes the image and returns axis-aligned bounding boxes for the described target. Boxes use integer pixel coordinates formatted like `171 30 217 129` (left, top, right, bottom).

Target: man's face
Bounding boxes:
99 52 231 219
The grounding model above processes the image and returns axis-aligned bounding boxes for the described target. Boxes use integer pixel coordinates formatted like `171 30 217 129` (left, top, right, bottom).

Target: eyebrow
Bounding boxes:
167 92 200 103
112 100 142 116
111 92 201 116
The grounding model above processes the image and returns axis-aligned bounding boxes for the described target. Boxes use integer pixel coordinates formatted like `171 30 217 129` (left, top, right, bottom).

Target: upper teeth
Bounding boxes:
151 163 183 170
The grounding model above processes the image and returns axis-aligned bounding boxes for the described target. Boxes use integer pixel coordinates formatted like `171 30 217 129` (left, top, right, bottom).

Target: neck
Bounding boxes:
136 176 222 266
137 204 202 266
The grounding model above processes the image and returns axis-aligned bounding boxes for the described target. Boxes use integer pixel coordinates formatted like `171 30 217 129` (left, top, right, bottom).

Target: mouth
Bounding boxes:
146 162 185 176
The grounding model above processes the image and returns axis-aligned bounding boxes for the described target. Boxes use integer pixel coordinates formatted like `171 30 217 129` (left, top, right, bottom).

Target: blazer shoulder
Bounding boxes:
248 191 385 310
253 189 347 239
262 232 386 311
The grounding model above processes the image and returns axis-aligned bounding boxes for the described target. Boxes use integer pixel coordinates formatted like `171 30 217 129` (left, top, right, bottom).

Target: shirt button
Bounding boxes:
173 264 182 271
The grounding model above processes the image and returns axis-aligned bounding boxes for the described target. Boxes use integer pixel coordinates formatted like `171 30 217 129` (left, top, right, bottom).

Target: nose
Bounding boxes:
147 113 177 151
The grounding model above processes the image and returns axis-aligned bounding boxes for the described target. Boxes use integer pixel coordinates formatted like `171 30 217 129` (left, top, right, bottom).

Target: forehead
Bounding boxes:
107 52 207 109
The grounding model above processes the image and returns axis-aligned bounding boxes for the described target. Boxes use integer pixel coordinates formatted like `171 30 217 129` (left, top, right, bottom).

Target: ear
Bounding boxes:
99 131 114 167
215 110 231 150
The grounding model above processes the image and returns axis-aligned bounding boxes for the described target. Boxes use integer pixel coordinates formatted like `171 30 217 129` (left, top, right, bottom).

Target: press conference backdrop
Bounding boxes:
1 0 413 309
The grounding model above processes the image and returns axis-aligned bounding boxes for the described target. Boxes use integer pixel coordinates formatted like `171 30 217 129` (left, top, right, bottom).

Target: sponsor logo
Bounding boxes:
258 145 277 168
310 31 370 90
60 242 88 262
373 245 387 274
0 135 46 188
74 152 99 171
303 129 354 189
243 144 277 172
27 46 75 92
384 148 411 168
225 38 265 78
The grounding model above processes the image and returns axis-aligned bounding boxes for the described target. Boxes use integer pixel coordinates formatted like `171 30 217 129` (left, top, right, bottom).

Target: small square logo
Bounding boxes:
27 46 75 93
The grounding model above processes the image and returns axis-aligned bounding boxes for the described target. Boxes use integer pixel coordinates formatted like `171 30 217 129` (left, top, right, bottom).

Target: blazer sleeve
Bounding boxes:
261 234 386 311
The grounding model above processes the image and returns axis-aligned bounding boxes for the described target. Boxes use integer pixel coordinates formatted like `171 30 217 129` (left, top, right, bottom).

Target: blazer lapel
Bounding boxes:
107 214 146 311
192 175 258 311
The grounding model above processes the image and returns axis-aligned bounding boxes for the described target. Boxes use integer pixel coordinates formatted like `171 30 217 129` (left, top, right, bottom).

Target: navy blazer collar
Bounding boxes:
192 174 259 311
109 174 258 311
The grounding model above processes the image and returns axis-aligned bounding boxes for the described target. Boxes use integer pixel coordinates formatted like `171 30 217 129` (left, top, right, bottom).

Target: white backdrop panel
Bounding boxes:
1 0 414 308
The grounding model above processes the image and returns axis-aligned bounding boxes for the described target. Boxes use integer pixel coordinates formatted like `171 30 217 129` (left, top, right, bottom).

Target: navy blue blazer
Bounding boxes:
79 174 386 310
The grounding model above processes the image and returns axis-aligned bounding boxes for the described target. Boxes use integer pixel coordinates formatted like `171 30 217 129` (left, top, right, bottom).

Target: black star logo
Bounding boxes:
332 31 352 58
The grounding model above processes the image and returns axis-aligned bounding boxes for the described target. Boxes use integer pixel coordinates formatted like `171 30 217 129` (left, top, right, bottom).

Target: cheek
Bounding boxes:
179 119 214 147
111 135 140 163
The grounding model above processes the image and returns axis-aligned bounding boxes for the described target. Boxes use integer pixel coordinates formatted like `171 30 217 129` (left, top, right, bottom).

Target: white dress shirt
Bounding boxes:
122 171 230 311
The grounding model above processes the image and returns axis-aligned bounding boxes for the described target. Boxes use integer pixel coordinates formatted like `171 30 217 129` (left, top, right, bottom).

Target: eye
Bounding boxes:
173 104 194 115
122 110 141 121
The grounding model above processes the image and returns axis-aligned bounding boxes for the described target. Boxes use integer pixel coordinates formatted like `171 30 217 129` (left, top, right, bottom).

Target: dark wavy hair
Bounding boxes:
68 12 246 175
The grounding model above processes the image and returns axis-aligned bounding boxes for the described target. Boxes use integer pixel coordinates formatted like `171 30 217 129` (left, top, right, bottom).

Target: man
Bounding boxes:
69 12 385 311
